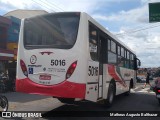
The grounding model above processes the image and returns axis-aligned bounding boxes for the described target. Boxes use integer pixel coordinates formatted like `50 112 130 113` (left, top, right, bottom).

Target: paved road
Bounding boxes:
1 92 63 112
1 83 160 120
43 83 160 119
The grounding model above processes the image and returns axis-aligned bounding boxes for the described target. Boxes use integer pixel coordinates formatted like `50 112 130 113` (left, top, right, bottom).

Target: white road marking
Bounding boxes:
132 88 155 94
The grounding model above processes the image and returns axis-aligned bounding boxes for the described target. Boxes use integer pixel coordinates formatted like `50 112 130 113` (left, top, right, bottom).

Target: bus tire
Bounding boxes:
57 98 75 104
104 81 115 107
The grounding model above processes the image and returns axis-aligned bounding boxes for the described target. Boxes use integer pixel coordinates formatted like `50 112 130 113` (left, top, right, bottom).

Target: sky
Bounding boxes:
0 0 160 68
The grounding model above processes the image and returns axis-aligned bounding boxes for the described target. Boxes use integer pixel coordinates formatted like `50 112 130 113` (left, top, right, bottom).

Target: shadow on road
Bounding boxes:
43 92 160 118
2 92 51 103
47 93 158 111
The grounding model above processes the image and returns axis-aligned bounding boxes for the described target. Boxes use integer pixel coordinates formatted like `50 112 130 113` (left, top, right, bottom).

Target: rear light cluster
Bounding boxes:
158 90 160 93
66 61 77 79
20 59 28 77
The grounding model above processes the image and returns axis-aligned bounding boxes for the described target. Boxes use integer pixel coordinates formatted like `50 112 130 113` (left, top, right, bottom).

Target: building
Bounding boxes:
0 16 11 49
4 9 48 60
6 16 21 60
0 16 14 93
0 9 48 92
0 16 14 62
6 16 20 43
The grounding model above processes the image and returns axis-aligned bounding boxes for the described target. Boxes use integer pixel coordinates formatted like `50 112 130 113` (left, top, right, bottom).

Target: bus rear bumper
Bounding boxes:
16 78 86 99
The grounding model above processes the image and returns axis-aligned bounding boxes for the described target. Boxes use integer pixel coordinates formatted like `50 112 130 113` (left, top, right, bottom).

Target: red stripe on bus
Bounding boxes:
16 78 86 98
108 64 127 87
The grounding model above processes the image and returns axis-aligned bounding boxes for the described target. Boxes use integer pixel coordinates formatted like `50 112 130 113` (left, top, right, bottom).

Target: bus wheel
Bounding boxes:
57 98 75 104
104 82 115 107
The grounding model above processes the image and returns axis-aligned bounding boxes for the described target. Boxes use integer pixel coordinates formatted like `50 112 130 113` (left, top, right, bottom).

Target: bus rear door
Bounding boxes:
85 24 106 102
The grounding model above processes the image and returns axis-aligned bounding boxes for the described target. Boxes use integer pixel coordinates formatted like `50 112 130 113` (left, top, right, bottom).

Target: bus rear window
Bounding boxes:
24 13 80 49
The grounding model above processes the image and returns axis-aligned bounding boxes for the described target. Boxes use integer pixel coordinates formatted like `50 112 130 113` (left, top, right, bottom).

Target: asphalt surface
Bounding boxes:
0 81 160 120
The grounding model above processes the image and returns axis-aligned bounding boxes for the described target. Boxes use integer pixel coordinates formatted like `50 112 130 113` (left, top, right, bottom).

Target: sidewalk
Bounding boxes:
1 92 64 112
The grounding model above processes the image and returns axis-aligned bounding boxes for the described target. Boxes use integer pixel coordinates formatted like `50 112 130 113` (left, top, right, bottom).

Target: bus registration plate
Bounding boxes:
39 75 51 80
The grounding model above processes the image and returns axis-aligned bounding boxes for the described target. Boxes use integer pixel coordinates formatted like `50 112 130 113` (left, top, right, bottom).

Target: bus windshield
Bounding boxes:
24 13 80 49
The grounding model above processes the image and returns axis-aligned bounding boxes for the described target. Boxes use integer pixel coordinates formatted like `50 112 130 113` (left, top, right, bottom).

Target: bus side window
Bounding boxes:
125 51 130 68
130 54 134 69
117 45 123 67
107 40 117 65
89 24 98 61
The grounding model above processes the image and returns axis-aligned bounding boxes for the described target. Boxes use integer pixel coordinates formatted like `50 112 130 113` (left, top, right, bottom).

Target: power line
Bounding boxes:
38 0 56 11
31 0 65 12
115 23 160 36
120 22 159 33
38 0 64 12
31 0 55 12
44 0 64 12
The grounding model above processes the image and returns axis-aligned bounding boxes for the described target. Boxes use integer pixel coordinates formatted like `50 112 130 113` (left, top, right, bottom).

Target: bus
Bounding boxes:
16 12 140 106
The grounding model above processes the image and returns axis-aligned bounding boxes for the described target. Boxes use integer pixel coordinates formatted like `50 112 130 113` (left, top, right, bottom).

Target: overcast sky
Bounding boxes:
0 0 160 68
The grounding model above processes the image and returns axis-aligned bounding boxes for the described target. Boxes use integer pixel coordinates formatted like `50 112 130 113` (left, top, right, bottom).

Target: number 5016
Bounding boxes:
51 59 66 66
88 66 98 76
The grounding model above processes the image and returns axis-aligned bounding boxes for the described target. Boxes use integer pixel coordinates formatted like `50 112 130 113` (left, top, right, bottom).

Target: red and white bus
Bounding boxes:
16 12 140 106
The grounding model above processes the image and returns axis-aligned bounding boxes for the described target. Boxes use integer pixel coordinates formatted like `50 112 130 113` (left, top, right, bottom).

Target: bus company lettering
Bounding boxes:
48 68 66 73
124 73 131 77
28 65 42 67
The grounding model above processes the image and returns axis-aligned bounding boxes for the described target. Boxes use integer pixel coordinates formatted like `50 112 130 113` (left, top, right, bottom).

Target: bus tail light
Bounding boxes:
66 61 77 79
157 90 160 93
20 59 28 77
